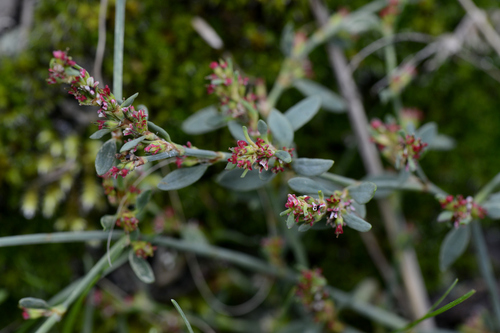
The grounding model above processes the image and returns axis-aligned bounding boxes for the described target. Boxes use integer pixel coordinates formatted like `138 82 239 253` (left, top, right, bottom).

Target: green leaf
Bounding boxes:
268 109 294 147
121 92 138 108
437 211 453 222
136 189 152 212
100 215 115 231
298 224 311 232
257 119 268 136
259 169 275 181
145 150 180 162
347 182 377 204
227 120 246 141
89 129 112 139
439 225 471 271
275 150 292 163
284 96 321 131
182 106 226 134
216 169 276 191
19 297 49 309
351 201 366 219
120 135 146 153
95 139 116 176
158 164 209 191
428 134 456 151
293 79 346 113
344 213 372 232
286 213 295 229
181 224 209 246
171 299 194 333
288 177 330 195
417 122 437 145
64 67 80 76
293 158 334 176
128 249 155 284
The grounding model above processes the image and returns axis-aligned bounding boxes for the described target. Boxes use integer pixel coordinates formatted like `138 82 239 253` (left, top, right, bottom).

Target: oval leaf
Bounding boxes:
259 169 275 181
121 92 139 108
439 225 471 271
351 201 366 219
227 121 246 141
437 211 453 222
158 164 209 191
298 224 311 232
216 169 275 191
286 213 295 229
128 250 155 284
428 134 456 151
182 106 225 134
19 297 49 310
417 122 437 145
347 182 377 204
284 96 321 130
482 201 500 219
275 150 292 163
136 189 152 212
293 158 334 176
100 215 115 231
293 79 346 113
257 119 268 136
344 213 372 232
268 109 294 147
89 129 112 139
288 177 330 194
120 135 146 153
95 139 116 176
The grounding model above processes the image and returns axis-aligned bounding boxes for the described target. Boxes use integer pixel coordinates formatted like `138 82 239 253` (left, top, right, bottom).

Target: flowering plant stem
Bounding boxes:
35 236 127 333
112 0 125 100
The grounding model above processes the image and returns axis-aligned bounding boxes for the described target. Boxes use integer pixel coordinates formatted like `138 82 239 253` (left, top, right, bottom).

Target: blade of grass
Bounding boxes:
171 299 194 333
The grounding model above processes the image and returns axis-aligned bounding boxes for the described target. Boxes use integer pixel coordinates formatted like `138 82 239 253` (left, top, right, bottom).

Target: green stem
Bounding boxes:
471 221 500 329
0 231 123 247
113 0 126 101
183 147 231 160
266 80 285 113
475 172 500 203
36 237 127 333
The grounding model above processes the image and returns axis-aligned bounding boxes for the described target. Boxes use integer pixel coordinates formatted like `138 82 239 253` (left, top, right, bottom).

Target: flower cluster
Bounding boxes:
281 190 355 236
116 210 139 232
131 241 157 259
206 60 257 120
47 50 181 178
227 128 293 176
296 269 343 332
379 0 400 27
261 236 285 267
438 195 486 227
370 118 428 171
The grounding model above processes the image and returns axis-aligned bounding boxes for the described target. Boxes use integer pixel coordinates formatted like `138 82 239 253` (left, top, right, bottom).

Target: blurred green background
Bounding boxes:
1 0 499 331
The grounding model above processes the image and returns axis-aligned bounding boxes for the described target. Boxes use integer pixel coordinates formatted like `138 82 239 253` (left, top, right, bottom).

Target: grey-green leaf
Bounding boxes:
284 96 321 131
417 122 437 145
293 158 334 176
298 224 311 232
158 164 209 191
136 189 152 212
227 121 246 141
288 177 331 195
483 201 500 219
437 211 453 222
439 225 471 271
280 22 294 57
347 182 377 204
100 215 115 231
19 297 49 309
259 169 275 181
182 106 226 134
121 92 138 108
293 79 346 113
145 150 180 162
128 250 155 284
95 139 116 176
268 109 294 147
344 213 372 232
89 129 112 139
120 135 146 153
216 169 276 191
275 150 292 163
257 119 268 136
428 134 456 151
351 202 366 219
286 213 295 229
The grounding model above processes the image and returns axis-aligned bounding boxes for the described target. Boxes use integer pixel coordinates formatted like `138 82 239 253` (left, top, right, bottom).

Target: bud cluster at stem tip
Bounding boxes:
370 118 428 171
438 194 486 227
281 190 355 237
